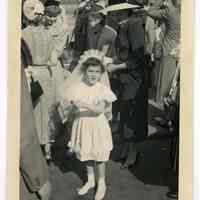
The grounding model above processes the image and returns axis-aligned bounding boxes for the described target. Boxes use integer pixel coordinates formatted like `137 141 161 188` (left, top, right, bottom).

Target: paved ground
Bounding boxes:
49 100 178 200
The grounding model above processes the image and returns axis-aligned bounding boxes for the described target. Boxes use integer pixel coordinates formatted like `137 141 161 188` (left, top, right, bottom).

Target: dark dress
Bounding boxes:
115 15 148 142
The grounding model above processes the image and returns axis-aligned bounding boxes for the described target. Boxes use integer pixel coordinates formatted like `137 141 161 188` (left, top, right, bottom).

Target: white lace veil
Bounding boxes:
58 49 113 120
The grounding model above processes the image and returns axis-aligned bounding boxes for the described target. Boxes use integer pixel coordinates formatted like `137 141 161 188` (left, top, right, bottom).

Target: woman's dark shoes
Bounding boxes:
116 143 129 162
152 117 169 128
120 152 140 169
152 117 175 132
166 191 178 199
65 148 74 158
46 159 52 166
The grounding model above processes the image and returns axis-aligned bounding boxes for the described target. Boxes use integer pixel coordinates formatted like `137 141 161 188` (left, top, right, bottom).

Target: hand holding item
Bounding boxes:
58 100 74 123
170 47 180 59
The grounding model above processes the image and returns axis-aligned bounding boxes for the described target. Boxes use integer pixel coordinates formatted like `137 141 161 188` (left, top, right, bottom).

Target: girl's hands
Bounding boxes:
71 101 86 114
71 100 106 115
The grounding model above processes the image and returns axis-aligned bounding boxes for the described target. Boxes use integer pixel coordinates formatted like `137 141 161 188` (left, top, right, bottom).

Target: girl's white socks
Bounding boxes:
77 172 95 195
95 178 107 200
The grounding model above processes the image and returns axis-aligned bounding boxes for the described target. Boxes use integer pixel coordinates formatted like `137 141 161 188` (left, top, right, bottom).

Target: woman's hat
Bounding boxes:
95 0 108 8
99 2 140 15
44 0 60 7
44 5 61 17
23 0 44 21
88 3 104 19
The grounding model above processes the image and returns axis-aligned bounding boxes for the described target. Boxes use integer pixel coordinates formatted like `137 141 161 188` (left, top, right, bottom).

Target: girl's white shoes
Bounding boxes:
77 180 107 200
95 181 107 200
77 181 95 195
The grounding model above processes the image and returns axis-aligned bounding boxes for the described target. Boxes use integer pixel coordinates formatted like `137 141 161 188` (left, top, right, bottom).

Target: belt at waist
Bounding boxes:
28 65 56 69
76 111 103 118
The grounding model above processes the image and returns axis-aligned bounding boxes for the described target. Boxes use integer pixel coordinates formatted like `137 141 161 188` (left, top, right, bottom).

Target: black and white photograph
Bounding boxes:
20 0 181 200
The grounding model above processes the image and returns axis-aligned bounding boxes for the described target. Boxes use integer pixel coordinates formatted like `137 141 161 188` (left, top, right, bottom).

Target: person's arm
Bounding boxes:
102 44 110 55
99 25 117 55
107 62 127 73
143 6 169 20
72 100 107 115
145 18 156 55
146 28 155 54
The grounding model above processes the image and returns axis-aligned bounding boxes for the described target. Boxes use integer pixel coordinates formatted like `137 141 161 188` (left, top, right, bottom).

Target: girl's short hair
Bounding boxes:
82 57 105 73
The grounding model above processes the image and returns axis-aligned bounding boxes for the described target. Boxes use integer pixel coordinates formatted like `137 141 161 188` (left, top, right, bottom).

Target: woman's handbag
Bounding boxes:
30 75 43 105
153 40 163 60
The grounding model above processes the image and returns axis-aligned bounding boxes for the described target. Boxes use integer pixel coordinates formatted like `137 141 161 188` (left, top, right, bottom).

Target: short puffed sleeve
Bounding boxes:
96 84 117 104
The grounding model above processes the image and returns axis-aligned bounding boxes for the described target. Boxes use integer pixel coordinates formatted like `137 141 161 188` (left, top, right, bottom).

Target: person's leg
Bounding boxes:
121 86 147 168
78 161 95 195
123 141 137 167
120 99 138 168
95 162 107 200
119 100 131 160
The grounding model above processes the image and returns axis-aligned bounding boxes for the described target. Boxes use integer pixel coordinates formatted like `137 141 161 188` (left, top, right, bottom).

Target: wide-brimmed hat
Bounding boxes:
23 0 44 20
99 2 140 15
95 0 108 8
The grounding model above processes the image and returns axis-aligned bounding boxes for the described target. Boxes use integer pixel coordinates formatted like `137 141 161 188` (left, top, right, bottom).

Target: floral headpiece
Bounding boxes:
78 49 113 68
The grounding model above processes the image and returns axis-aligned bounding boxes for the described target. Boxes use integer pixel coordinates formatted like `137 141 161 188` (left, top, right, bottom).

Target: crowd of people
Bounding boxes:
20 0 180 200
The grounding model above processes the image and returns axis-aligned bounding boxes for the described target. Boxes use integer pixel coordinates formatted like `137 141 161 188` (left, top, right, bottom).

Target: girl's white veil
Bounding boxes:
58 49 113 121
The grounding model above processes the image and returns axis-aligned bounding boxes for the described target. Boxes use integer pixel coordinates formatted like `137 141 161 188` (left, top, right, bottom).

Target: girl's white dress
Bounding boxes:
66 81 117 162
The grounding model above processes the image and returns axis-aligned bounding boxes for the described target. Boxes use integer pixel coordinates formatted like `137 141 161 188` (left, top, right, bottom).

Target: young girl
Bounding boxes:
59 49 116 200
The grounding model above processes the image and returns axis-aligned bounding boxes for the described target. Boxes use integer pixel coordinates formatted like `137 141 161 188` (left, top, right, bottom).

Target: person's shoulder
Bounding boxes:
105 25 117 35
22 26 34 40
100 25 117 41
128 15 143 25
22 25 31 33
